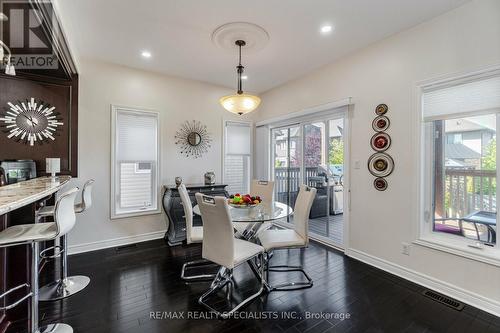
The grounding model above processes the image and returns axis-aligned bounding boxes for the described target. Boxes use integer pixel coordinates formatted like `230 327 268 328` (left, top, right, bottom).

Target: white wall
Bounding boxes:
68 58 239 253
254 0 500 313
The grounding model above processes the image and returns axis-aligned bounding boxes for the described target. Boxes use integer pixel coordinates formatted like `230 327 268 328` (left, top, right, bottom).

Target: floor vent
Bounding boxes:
422 289 464 311
115 244 138 252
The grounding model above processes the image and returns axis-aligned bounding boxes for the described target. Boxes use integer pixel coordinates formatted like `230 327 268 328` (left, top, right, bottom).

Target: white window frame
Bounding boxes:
222 119 253 194
111 105 161 219
414 65 500 266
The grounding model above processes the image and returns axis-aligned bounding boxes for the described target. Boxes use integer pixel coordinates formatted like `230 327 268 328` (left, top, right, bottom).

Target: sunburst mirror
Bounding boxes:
175 120 212 158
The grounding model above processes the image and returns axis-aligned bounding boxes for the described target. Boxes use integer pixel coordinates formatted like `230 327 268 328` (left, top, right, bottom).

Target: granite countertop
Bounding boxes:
0 176 72 215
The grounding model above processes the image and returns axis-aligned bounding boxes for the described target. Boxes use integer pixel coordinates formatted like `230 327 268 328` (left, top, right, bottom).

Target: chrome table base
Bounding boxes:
198 254 265 319
39 276 90 301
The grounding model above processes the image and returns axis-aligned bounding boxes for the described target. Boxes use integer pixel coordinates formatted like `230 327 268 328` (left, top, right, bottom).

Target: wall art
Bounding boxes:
175 120 212 158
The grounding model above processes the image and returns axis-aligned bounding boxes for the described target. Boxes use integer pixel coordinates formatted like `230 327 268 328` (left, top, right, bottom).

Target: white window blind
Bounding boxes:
112 106 159 218
116 112 158 161
224 121 251 194
225 121 251 155
423 73 500 121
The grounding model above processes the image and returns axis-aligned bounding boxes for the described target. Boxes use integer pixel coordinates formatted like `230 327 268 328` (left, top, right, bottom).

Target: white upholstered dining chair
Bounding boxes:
233 180 275 237
258 184 316 291
196 193 265 318
178 184 217 280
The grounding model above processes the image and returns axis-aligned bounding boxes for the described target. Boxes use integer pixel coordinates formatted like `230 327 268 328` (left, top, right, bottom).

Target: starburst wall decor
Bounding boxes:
174 120 212 158
0 97 63 146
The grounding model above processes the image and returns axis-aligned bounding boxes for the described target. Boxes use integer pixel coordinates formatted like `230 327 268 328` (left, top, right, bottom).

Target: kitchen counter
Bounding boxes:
0 176 72 215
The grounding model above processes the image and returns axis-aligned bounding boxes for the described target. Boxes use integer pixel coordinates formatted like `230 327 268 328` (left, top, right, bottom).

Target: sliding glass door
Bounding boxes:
271 116 346 248
272 126 301 223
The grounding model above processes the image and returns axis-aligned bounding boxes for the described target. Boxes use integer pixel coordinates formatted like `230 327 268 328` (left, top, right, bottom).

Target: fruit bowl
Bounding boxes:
228 193 262 208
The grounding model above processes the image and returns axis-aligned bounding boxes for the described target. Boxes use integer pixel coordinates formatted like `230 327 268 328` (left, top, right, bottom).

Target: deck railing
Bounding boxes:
273 167 325 204
445 168 496 218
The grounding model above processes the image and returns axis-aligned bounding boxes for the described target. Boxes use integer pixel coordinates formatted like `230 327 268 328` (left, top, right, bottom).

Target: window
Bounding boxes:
420 69 500 262
223 121 251 194
111 106 159 218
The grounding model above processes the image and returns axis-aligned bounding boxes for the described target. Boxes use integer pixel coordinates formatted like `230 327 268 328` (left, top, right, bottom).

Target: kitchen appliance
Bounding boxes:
0 160 37 184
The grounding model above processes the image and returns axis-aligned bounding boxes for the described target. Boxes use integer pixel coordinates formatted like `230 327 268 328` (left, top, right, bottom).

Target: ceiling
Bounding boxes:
55 0 469 93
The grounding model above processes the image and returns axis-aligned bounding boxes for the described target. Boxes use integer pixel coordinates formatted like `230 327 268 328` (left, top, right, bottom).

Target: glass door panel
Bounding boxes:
271 116 345 249
303 122 330 237
327 118 345 246
272 126 301 223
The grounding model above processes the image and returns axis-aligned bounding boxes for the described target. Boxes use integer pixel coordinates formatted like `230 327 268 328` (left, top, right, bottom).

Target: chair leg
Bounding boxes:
181 258 218 281
264 250 313 292
198 253 265 319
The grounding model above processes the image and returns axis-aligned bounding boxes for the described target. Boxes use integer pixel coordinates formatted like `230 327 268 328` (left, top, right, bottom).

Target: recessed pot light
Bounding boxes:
320 25 333 34
241 75 248 80
141 50 152 58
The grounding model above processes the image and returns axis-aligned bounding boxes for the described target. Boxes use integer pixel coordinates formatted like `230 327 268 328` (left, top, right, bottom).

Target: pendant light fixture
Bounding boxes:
220 40 261 115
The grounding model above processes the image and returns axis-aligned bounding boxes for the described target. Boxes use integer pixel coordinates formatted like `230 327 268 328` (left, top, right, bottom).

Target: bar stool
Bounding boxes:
0 187 79 333
37 179 94 301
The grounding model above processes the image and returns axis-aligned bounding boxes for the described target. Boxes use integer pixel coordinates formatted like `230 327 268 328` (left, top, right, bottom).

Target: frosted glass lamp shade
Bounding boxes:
46 158 60 177
220 94 261 115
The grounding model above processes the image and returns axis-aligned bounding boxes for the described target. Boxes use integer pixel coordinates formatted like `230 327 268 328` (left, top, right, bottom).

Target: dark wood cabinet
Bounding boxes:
162 184 228 246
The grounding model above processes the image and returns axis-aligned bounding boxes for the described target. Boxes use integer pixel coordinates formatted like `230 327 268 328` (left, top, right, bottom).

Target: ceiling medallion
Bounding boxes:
0 97 63 146
175 120 212 159
211 22 269 53
219 40 261 115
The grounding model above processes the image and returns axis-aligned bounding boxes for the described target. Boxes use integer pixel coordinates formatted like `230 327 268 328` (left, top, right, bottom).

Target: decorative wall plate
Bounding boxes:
373 177 388 191
375 104 388 115
372 115 390 131
368 152 394 177
370 132 391 152
175 120 212 158
0 97 63 146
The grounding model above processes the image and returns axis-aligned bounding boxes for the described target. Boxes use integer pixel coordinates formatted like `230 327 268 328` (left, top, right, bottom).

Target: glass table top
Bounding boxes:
193 201 293 223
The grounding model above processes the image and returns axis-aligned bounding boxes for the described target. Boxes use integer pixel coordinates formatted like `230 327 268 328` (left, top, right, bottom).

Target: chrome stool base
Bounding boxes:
39 276 90 301
39 323 73 333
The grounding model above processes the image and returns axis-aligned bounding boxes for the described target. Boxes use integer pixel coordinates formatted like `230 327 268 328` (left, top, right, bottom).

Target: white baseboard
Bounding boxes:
346 247 500 317
68 230 166 255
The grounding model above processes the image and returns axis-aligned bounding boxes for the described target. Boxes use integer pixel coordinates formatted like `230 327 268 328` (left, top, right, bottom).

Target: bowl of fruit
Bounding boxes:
228 193 262 208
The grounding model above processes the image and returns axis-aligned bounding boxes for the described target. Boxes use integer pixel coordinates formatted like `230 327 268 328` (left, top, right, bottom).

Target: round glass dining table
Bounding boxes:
193 200 293 291
193 201 293 223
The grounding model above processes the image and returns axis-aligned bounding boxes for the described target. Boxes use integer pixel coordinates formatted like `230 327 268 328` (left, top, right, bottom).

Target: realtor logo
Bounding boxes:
0 0 58 71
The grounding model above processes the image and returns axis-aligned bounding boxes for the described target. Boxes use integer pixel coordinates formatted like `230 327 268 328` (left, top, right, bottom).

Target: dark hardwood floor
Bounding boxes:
35 239 500 333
